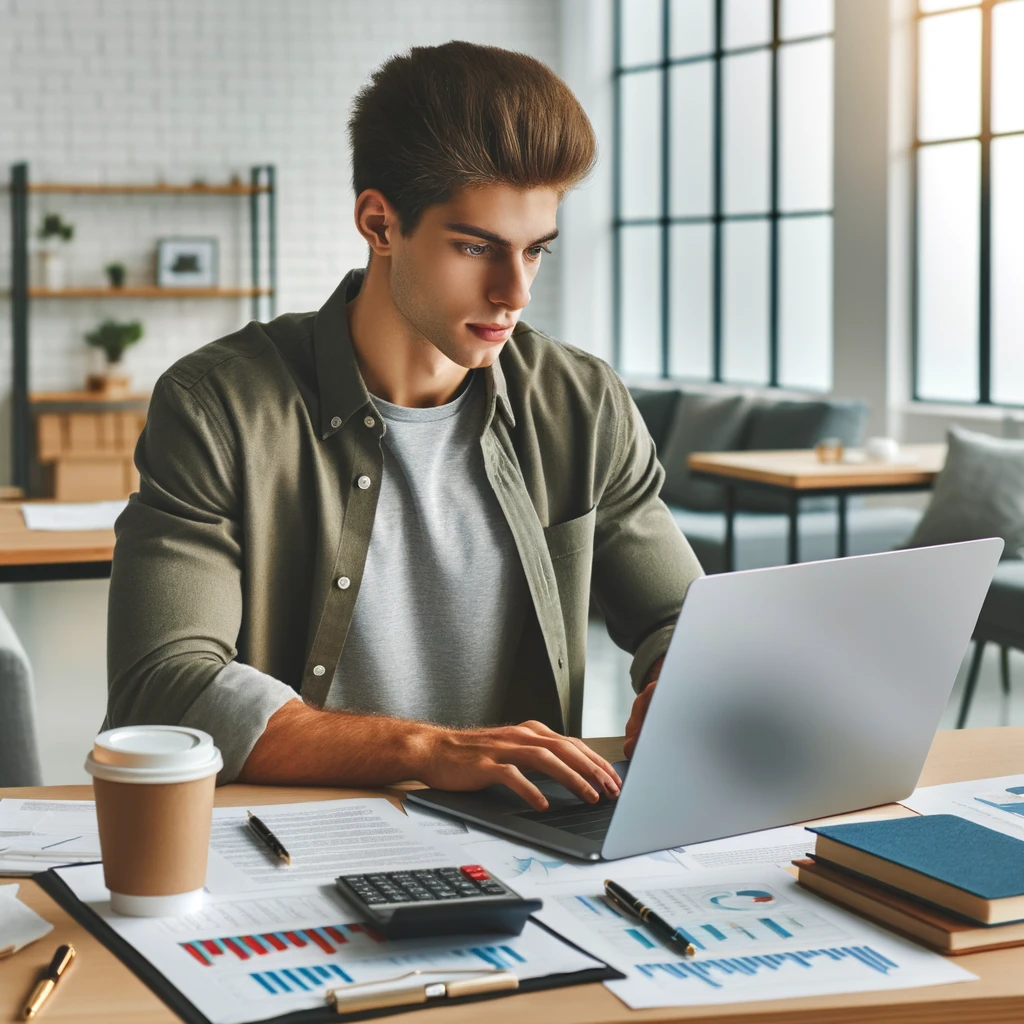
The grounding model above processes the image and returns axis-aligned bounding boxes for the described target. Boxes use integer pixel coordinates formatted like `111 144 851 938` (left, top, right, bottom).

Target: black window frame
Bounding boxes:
612 0 835 385
912 0 1024 407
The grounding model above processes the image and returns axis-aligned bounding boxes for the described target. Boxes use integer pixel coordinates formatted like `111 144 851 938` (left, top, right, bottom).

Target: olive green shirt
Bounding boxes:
105 269 704 782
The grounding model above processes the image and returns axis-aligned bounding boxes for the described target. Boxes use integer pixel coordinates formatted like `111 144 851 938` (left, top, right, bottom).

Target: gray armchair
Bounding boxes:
0 605 42 786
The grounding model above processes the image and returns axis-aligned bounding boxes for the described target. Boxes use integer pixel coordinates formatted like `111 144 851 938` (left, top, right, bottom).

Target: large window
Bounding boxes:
914 0 1024 405
613 0 835 388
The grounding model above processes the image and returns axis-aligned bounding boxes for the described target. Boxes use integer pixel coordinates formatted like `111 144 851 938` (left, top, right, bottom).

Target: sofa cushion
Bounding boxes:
659 393 752 512
629 388 681 453
905 426 1024 560
976 561 1024 648
737 399 869 512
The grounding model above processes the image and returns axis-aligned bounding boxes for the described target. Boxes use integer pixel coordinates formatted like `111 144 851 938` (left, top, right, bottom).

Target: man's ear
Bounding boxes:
353 189 399 257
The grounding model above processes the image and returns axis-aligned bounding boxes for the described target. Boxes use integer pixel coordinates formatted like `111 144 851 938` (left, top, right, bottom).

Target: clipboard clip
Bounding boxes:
326 967 519 1014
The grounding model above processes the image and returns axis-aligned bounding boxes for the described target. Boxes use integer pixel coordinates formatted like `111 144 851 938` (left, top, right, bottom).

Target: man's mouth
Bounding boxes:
467 323 515 342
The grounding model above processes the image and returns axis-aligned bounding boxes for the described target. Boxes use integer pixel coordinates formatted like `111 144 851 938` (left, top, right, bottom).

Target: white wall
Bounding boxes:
0 0 564 485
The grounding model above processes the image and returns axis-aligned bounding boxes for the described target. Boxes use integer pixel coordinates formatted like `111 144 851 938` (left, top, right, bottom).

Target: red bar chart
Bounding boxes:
180 922 382 966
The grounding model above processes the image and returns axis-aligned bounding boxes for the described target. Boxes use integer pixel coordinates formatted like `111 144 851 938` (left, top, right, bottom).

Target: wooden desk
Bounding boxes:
2 729 1023 1023
0 503 114 583
687 445 947 571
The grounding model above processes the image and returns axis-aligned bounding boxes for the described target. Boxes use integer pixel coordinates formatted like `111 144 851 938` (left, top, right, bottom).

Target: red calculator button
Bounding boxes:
460 864 490 880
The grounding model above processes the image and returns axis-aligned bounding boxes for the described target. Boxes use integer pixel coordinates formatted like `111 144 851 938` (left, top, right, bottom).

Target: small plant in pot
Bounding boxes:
37 214 75 290
85 319 143 396
105 262 126 288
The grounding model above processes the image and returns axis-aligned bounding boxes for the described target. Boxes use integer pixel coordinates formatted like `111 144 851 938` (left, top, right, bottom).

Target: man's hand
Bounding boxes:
415 720 622 812
623 655 664 759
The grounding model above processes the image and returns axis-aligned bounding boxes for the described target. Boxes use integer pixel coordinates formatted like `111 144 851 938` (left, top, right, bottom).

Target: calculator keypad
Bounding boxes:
339 865 511 907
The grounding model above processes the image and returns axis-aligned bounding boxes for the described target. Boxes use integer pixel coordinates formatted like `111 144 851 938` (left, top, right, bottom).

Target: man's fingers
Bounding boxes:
521 734 619 798
565 737 622 788
492 763 549 811
515 722 621 793
518 747 602 804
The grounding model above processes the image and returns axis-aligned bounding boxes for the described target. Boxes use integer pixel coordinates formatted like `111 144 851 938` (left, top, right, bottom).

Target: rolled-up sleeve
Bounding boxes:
106 375 297 783
591 373 705 693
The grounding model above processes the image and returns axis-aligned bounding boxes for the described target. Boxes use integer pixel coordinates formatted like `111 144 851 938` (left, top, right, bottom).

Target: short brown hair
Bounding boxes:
348 41 596 233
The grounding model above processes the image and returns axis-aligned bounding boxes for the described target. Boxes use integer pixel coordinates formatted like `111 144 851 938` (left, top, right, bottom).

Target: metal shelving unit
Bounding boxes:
7 163 277 490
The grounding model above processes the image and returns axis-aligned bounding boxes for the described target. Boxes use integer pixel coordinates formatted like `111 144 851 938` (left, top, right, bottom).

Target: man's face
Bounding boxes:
387 183 560 369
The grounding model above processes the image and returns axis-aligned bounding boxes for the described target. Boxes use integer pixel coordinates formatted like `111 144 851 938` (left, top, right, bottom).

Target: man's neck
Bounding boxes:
345 260 468 408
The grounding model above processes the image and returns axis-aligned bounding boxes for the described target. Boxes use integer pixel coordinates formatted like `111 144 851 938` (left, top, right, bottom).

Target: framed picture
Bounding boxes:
157 237 219 288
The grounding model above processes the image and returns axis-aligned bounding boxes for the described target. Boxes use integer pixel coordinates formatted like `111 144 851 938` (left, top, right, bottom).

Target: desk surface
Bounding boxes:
0 503 114 568
687 445 947 491
2 729 1023 1024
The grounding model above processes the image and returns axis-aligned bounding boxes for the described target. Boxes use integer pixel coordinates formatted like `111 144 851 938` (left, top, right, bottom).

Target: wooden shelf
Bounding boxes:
30 390 151 404
28 286 272 299
24 183 270 195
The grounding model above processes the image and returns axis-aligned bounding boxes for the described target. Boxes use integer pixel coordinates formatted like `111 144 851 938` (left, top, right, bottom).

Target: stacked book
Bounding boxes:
794 814 1024 954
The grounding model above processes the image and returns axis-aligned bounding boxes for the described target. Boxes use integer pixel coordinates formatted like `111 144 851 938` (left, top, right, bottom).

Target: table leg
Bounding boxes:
788 492 799 565
837 493 848 558
724 485 735 572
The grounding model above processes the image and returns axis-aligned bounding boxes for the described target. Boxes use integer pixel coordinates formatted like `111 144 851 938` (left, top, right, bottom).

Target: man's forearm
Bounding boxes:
237 699 434 786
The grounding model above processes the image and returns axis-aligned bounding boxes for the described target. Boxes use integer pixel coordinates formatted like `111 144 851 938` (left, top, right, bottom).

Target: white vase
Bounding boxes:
38 248 66 291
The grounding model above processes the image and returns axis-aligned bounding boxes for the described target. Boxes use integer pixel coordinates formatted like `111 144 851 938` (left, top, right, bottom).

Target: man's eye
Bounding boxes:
461 243 490 256
526 245 552 261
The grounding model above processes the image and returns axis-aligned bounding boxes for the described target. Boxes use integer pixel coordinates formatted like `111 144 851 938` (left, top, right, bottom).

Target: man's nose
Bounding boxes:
489 260 532 311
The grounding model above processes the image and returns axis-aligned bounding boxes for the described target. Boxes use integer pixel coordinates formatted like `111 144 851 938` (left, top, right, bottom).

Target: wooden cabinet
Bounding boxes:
31 392 149 501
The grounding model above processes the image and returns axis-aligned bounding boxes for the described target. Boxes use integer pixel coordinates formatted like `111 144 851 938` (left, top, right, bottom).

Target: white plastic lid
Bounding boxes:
85 726 223 784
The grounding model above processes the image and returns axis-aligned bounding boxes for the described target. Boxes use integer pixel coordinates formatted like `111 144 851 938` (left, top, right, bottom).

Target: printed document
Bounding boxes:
901 774 1024 841
53 863 605 1024
530 865 974 1008
20 500 127 531
0 798 101 875
0 884 53 955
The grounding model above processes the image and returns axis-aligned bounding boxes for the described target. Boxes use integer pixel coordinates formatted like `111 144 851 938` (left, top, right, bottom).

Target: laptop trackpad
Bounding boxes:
478 760 630 815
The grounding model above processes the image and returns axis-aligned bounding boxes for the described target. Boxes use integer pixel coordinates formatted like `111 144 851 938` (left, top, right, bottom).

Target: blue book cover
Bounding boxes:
808 815 1024 901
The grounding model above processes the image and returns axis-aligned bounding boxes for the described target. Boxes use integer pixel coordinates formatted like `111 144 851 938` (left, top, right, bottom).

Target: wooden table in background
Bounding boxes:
3 729 1024 1023
687 444 947 571
0 503 114 583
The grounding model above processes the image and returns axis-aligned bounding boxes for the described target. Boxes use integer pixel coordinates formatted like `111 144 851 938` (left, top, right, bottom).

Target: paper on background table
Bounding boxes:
0 883 54 955
204 799 467 894
0 799 102 875
529 864 974 1009
901 774 1024 840
54 862 604 1024
20 500 127 531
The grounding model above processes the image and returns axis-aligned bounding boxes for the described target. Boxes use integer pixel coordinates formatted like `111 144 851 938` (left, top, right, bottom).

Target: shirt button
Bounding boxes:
558 657 564 669
312 664 326 676
330 416 341 429
363 416 375 428
357 475 371 490
337 576 351 590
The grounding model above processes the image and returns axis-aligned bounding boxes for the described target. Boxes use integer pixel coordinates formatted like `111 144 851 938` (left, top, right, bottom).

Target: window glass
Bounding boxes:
670 0 715 58
919 0 979 11
916 141 980 402
723 50 771 214
621 0 664 66
722 220 770 384
781 0 833 40
620 70 663 219
992 0 1024 135
991 135 1024 406
779 38 833 211
917 9 982 143
723 0 771 49
669 224 714 378
779 217 832 391
670 61 714 216
620 226 664 377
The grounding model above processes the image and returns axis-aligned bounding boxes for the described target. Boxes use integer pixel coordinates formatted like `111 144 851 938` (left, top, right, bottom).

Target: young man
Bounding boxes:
106 41 703 811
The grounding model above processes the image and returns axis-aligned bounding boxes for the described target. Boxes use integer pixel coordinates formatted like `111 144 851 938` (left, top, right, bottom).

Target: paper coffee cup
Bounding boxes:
85 726 223 917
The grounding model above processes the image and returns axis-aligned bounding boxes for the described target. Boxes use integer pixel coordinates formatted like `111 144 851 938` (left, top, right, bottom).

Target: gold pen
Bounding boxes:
325 968 517 1014
21 943 75 1020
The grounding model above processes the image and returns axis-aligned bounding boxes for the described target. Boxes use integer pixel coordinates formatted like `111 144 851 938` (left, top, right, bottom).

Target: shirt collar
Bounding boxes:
313 268 515 439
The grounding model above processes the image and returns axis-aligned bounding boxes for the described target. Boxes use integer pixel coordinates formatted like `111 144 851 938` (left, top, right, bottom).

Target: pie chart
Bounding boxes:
705 889 777 911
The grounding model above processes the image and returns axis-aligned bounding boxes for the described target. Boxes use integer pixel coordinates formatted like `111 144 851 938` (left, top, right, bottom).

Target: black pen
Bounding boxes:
604 879 696 957
247 811 292 865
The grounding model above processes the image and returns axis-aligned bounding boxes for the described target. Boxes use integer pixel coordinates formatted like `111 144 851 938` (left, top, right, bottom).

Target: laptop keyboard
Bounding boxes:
514 801 616 839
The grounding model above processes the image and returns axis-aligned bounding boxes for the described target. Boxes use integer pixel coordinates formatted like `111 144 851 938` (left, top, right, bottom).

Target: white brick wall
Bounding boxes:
0 0 565 484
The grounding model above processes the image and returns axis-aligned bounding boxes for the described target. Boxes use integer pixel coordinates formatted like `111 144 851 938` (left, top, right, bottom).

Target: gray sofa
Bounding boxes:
629 385 924 573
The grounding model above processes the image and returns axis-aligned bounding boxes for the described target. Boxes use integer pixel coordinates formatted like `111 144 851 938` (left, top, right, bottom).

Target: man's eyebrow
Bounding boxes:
443 222 559 248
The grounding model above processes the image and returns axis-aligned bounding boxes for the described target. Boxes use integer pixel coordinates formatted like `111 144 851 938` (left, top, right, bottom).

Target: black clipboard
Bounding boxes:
35 867 622 1024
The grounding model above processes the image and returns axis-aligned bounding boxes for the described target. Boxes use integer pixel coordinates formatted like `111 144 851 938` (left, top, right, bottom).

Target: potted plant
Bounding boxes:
105 262 126 288
85 319 143 395
37 214 74 290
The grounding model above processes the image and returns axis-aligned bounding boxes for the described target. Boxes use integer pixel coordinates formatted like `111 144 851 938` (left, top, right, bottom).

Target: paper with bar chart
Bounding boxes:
531 865 974 1008
902 774 1024 841
53 863 604 1024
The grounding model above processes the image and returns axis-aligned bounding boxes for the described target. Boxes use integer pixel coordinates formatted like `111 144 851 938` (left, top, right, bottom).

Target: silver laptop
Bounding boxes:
408 538 1003 860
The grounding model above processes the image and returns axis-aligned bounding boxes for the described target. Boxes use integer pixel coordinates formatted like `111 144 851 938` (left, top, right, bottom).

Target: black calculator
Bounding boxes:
335 864 542 940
